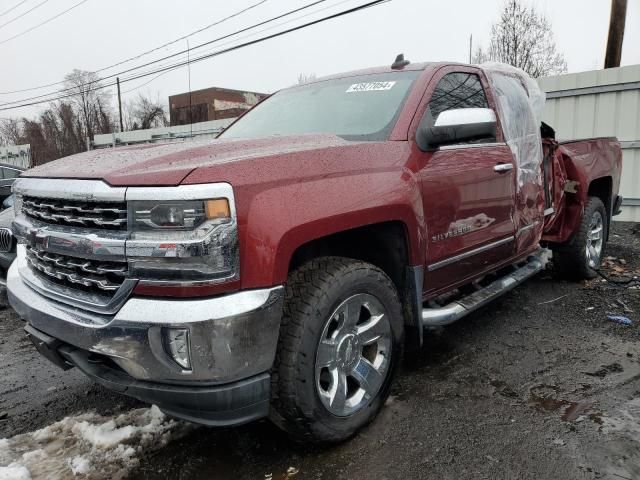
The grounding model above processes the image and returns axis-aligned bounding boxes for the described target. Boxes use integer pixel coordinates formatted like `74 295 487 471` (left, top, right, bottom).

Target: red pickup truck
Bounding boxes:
7 58 622 443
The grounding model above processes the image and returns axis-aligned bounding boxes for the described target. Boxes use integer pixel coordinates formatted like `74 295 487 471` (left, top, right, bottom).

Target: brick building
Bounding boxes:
169 87 268 126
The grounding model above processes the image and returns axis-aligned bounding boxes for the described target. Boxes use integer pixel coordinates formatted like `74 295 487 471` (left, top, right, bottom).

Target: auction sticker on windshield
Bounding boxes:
346 81 396 93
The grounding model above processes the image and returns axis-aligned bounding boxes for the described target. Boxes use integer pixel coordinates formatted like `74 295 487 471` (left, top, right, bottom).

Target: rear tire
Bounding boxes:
270 257 404 443
553 196 607 280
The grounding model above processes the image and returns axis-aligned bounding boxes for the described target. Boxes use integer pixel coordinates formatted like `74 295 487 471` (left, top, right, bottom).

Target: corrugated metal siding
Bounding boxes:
538 65 640 222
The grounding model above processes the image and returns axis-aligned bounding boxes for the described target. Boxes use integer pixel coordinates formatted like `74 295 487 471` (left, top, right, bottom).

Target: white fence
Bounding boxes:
0 144 31 168
538 65 640 222
91 118 235 149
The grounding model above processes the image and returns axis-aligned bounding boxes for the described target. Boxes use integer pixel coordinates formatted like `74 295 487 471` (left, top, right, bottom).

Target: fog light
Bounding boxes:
164 328 191 370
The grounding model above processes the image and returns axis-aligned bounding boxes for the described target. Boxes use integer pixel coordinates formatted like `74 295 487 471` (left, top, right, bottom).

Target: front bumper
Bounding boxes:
8 261 284 425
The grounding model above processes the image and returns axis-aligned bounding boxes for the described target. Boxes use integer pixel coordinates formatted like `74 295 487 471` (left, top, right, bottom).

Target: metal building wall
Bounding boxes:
538 65 640 222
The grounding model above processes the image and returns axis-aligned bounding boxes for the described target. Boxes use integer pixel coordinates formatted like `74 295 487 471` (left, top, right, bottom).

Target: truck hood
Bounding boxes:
23 135 358 186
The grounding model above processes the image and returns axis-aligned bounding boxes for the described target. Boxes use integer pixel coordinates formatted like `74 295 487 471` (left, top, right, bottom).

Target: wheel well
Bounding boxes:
289 222 410 298
588 176 612 219
587 177 612 240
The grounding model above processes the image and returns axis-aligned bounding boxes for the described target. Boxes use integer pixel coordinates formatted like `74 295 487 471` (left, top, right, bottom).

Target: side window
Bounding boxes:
427 72 489 120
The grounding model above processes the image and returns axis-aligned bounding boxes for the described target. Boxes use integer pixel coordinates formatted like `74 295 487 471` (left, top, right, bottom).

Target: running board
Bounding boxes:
421 250 548 327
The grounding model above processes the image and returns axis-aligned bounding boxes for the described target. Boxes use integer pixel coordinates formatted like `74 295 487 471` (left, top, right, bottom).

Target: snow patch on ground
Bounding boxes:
0 406 191 479
0 464 31 480
69 457 90 476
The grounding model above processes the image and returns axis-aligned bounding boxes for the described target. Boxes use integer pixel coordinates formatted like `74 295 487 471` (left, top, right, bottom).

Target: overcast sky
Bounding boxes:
1 0 639 120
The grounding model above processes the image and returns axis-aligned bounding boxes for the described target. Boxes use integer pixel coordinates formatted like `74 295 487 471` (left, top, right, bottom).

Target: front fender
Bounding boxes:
238 169 425 288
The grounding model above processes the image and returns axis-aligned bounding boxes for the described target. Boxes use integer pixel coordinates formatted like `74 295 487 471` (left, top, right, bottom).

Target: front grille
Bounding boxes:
22 196 127 230
0 228 13 253
25 246 127 293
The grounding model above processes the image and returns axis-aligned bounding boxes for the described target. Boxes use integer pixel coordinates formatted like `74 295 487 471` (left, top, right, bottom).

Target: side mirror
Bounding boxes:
417 107 497 151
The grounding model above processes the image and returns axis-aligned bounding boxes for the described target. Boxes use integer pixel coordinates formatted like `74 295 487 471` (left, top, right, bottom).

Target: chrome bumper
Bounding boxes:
7 260 284 384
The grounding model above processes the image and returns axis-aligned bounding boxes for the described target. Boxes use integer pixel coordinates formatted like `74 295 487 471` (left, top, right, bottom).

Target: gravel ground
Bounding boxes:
1 222 639 480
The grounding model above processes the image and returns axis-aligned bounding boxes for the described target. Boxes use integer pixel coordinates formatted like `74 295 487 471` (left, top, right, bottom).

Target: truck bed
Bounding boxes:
542 136 622 244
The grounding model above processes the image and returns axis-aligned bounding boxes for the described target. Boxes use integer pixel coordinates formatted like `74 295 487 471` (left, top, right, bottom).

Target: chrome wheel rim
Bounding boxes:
315 293 392 417
586 211 604 268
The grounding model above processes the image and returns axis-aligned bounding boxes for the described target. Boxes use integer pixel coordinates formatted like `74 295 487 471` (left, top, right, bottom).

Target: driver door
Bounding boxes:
416 69 517 295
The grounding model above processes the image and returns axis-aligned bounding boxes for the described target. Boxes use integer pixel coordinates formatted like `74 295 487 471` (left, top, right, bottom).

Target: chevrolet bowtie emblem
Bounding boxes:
30 230 49 251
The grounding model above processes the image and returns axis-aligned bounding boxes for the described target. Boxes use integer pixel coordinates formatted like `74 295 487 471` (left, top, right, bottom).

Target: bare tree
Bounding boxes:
122 100 137 132
0 68 119 165
472 0 567 78
0 99 90 165
0 118 22 146
63 69 114 139
55 102 85 156
297 72 317 84
21 119 49 166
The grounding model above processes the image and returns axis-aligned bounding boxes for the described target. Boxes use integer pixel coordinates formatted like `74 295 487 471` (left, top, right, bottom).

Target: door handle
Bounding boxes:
493 163 513 173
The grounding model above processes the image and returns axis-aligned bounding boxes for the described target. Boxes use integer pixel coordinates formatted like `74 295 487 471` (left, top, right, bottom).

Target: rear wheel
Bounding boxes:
553 196 607 280
270 257 403 443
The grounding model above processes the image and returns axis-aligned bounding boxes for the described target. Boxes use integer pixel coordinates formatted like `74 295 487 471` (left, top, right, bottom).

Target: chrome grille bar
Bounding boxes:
22 197 127 230
26 246 126 292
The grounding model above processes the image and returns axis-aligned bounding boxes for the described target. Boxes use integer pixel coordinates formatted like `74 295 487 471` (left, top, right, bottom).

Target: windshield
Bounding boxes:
220 71 420 141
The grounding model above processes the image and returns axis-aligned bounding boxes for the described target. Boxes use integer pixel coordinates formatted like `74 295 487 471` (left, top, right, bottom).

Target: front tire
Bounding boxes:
553 196 607 280
270 257 403 443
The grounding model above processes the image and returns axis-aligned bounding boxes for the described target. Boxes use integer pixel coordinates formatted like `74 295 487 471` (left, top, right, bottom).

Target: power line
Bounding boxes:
93 0 268 75
119 0 355 96
0 0 269 95
0 0 29 18
0 0 390 112
0 0 48 30
0 0 90 46
120 70 176 95
0 0 328 106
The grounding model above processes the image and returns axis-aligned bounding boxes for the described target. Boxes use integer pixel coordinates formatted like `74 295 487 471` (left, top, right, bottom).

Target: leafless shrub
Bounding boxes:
125 93 168 130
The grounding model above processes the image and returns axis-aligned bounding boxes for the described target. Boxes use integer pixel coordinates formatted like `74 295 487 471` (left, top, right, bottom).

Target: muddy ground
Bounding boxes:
1 222 639 479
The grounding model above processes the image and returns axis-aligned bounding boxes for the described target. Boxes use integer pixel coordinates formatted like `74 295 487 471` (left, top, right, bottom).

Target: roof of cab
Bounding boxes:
294 61 480 87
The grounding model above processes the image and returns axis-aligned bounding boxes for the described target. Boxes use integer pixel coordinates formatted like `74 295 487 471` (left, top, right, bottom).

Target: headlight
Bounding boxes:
129 199 230 231
126 190 239 289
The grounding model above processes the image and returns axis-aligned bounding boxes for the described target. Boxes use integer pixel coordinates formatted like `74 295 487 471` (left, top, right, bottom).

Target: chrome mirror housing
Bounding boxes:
417 107 497 151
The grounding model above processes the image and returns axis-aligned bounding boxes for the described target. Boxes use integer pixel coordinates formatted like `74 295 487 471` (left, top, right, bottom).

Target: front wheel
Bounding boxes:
270 257 404 443
553 196 608 280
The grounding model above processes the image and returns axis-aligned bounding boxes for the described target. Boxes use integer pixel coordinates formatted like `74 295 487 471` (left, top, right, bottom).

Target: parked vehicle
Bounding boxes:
7 58 622 443
3 194 15 209
0 164 24 204
0 205 16 283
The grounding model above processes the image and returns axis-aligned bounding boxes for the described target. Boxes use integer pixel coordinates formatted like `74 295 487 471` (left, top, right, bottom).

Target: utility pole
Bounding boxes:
187 39 193 138
604 0 627 68
469 34 473 64
116 77 124 132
